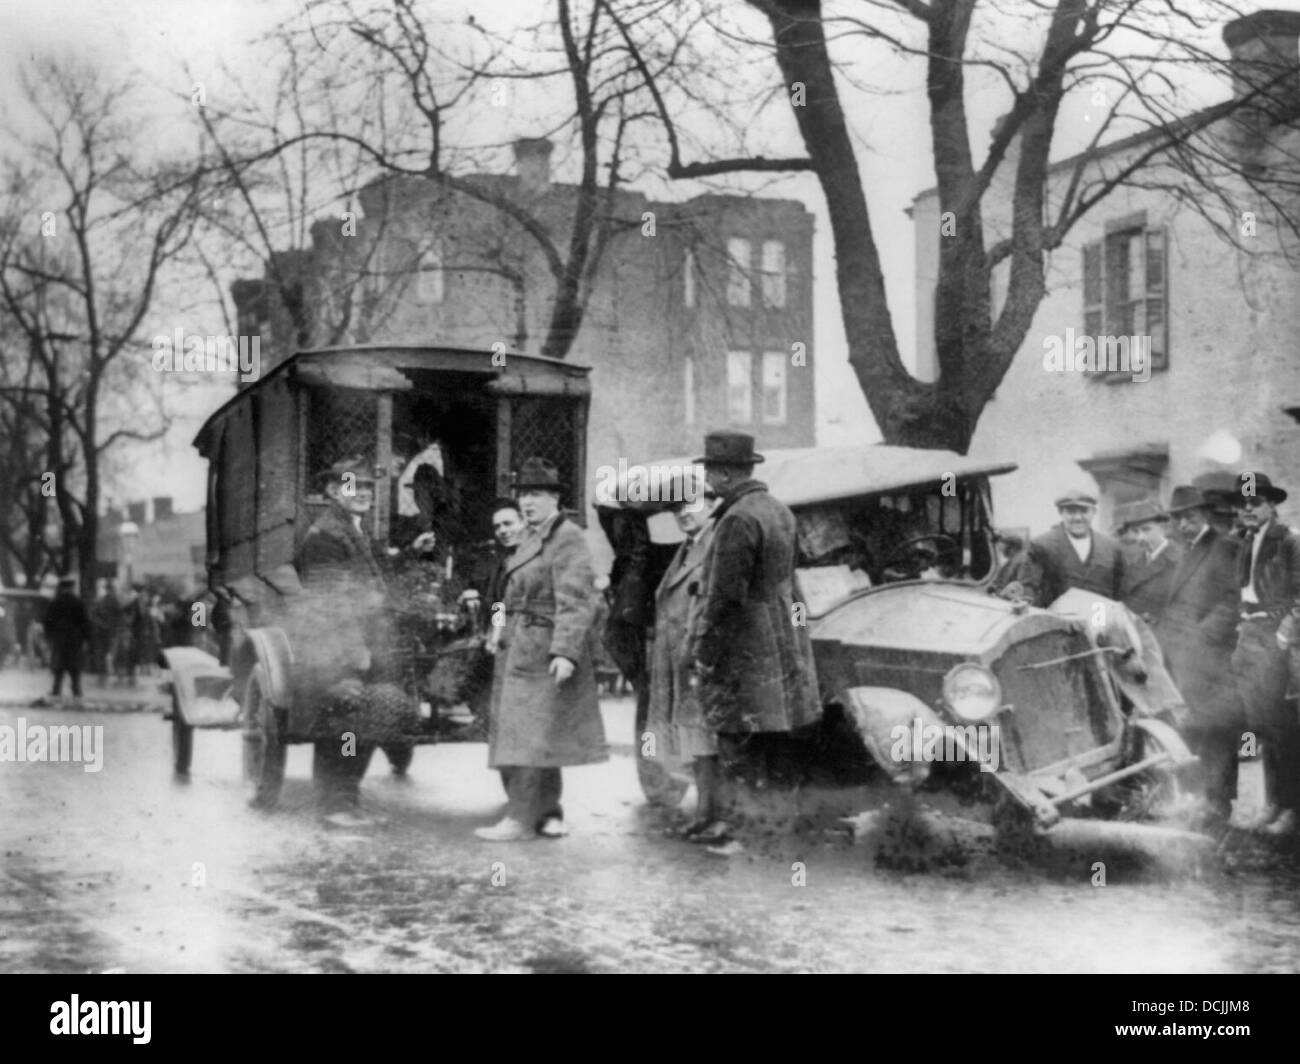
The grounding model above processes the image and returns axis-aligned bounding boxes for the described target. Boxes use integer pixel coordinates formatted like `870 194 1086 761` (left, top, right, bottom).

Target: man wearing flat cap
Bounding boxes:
1156 485 1243 830
687 431 820 843
478 456 607 841
1229 471 1300 835
1117 500 1181 626
1021 488 1127 607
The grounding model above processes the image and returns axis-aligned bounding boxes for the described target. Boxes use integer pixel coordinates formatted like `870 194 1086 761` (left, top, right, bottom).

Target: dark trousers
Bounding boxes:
1233 619 1300 813
50 645 82 697
499 766 563 828
1184 726 1240 817
313 742 375 812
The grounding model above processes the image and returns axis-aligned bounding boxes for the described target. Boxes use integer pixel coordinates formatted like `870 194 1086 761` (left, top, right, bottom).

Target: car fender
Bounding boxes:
159 646 240 728
230 627 295 711
840 686 939 785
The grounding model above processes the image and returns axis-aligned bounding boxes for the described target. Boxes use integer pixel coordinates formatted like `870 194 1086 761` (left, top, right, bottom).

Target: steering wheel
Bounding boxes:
880 533 960 579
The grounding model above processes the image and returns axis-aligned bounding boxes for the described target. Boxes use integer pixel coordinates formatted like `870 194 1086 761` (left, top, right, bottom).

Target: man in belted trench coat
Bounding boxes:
688 431 820 833
478 457 607 841
1230 472 1300 836
1155 485 1243 828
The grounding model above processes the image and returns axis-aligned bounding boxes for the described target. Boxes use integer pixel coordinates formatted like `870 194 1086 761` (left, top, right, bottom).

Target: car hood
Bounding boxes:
812 582 1081 661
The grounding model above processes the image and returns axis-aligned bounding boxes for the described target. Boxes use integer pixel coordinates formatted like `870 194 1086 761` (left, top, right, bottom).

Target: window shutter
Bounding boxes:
1144 228 1167 370
1082 241 1103 340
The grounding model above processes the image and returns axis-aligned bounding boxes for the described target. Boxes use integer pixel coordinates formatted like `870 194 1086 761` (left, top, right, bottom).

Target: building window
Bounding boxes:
683 250 696 308
1082 225 1167 374
727 350 752 423
684 356 695 425
761 240 786 308
727 238 751 307
414 240 444 304
761 351 787 424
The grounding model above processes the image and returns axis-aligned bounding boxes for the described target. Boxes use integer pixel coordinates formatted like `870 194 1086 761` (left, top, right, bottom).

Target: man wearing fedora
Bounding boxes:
687 431 820 844
1021 488 1128 608
1230 472 1300 835
478 456 607 841
1117 500 1181 627
1156 485 1244 830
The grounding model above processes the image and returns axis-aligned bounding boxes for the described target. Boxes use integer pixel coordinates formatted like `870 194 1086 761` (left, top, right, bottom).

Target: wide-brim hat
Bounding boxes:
1054 488 1097 509
693 430 764 467
515 456 562 492
1234 471 1287 504
1166 485 1209 515
1114 498 1167 532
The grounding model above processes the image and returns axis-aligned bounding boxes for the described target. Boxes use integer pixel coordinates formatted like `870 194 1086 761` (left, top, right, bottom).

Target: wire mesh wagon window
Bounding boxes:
511 398 578 499
306 387 379 476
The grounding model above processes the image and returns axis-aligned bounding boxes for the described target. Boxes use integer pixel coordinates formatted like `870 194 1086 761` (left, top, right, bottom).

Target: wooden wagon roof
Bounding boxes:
193 344 592 454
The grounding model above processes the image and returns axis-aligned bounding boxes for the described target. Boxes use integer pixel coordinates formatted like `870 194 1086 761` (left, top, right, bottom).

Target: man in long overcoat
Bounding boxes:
646 472 721 837
688 431 820 819
44 575 90 698
479 457 607 841
1155 485 1242 828
1022 488 1127 607
1230 472 1300 835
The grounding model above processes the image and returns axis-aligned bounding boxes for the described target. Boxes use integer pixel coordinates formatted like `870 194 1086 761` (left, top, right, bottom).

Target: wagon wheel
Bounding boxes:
241 664 286 809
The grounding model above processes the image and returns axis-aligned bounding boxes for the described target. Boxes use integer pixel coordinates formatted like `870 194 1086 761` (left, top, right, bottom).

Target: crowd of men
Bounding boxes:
999 471 1300 836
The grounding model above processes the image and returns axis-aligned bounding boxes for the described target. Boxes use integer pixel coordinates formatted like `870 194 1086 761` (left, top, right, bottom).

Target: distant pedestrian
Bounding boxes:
43 575 91 698
90 579 122 686
478 457 607 842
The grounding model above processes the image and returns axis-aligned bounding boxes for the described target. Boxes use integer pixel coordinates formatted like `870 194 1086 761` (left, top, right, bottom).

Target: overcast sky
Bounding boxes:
3 0 1292 514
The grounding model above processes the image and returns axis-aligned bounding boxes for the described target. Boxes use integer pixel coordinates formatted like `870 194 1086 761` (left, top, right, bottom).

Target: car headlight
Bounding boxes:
942 663 1002 721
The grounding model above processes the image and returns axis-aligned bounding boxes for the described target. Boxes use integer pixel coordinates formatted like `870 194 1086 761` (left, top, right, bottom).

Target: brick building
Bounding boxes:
234 141 816 554
910 9 1300 536
97 496 206 594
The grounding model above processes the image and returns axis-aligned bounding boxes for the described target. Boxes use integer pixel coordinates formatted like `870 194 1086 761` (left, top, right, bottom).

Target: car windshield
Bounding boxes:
793 477 997 616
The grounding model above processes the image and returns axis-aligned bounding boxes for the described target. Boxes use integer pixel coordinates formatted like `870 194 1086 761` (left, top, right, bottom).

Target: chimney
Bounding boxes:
152 496 173 522
513 137 554 195
1224 10 1300 133
127 501 147 526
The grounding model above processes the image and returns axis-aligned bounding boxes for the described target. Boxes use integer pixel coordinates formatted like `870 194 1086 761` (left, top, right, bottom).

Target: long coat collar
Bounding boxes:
713 479 767 521
506 511 566 577
658 521 714 596
314 502 382 577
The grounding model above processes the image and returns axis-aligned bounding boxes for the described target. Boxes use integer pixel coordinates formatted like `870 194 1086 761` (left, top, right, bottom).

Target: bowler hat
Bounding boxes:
1166 485 1209 515
1115 499 1167 532
1054 488 1097 509
515 456 562 492
693 430 764 467
1234 471 1288 504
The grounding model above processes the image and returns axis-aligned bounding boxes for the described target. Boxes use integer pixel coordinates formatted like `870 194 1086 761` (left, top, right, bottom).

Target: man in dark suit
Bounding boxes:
1230 472 1300 835
1156 486 1242 829
1022 488 1127 607
44 575 90 698
1118 499 1181 626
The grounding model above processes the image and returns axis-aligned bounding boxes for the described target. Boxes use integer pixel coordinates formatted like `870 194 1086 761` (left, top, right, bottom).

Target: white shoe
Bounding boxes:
538 817 568 838
474 817 537 842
